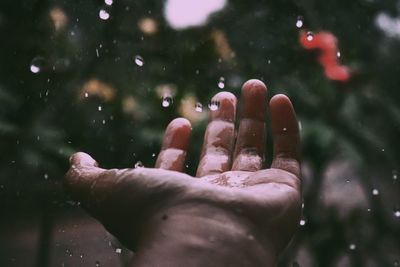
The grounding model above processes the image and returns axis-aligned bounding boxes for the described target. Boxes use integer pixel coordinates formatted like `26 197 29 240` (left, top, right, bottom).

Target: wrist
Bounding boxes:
130 203 278 267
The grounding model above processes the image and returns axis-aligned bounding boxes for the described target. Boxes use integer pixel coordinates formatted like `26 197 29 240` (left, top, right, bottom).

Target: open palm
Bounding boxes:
65 79 301 257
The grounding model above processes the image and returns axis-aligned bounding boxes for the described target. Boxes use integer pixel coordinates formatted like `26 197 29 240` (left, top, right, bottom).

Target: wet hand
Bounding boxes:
65 79 301 254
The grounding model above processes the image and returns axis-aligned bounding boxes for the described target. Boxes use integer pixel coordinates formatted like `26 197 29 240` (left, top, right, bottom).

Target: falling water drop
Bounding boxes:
306 31 314 41
162 96 173 107
99 9 110 20
394 209 400 218
30 57 45 74
104 0 113 6
299 219 306 226
349 243 356 250
217 77 225 89
208 100 220 111
98 105 102 111
134 55 144 66
195 102 203 112
296 16 303 28
372 188 379 196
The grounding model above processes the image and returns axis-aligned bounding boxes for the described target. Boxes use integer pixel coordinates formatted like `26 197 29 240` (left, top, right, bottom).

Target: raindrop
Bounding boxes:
299 219 306 226
349 243 356 250
337 51 341 58
267 59 271 64
152 153 156 157
195 102 203 112
30 57 45 74
393 170 398 180
102 119 106 125
162 96 173 107
84 92 89 98
104 0 113 6
99 9 110 20
372 188 379 196
394 209 400 218
217 77 225 89
134 55 144 66
208 100 220 111
134 161 144 168
296 16 303 28
306 31 314 41
98 105 102 111
115 248 122 254
44 173 49 180
283 127 287 132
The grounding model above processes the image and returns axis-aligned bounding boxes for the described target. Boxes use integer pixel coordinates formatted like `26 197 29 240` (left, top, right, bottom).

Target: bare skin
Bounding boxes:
65 79 301 267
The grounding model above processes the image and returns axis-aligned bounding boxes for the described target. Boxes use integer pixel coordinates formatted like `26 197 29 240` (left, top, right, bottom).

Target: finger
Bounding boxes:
155 118 192 172
232 79 267 171
65 152 104 200
269 94 301 177
196 92 237 177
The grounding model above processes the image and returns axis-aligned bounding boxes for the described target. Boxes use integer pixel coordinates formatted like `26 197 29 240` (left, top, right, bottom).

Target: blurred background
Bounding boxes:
0 0 399 266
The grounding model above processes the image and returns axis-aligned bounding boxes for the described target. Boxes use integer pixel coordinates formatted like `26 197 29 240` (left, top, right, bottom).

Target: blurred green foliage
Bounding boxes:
0 0 399 266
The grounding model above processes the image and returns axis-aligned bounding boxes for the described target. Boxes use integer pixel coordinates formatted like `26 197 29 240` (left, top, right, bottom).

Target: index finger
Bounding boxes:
269 94 301 177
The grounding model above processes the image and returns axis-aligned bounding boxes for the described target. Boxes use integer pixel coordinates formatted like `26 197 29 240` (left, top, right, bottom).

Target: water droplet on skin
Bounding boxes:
134 161 144 168
99 9 110 20
306 31 314 41
372 188 379 196
115 248 122 254
162 96 173 107
296 16 303 28
104 0 113 6
134 55 144 66
195 102 203 112
349 243 356 250
217 77 225 89
98 105 102 111
30 57 45 74
208 100 220 111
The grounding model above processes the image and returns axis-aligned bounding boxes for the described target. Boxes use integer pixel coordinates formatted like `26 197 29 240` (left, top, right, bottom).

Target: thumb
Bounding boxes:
65 152 104 200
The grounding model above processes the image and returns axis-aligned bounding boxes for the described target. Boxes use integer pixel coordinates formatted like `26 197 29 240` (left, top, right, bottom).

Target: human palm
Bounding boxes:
66 79 301 258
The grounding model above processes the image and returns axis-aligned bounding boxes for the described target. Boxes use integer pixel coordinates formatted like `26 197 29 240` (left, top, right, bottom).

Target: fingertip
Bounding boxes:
240 79 268 121
163 117 192 151
242 79 267 93
69 152 98 167
210 91 237 122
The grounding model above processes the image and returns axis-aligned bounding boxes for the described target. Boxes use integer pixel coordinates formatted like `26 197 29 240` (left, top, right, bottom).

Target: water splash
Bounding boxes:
134 161 144 168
